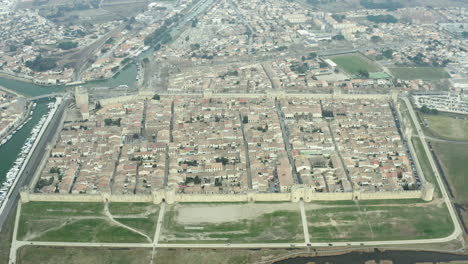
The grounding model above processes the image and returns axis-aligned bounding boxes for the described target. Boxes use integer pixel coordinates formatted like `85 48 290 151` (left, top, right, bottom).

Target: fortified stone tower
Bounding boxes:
391 90 399 103
19 187 30 203
152 188 176 204
74 86 89 120
422 183 435 201
291 185 306 202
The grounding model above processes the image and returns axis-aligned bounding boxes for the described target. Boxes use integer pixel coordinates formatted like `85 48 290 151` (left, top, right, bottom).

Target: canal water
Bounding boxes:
0 63 137 97
0 99 51 186
274 250 468 264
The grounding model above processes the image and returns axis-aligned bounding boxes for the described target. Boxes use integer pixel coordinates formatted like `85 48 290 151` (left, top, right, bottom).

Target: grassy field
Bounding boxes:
330 54 380 74
412 137 440 194
156 248 298 264
108 202 157 215
432 142 468 202
312 199 427 206
307 203 453 242
390 67 449 80
17 202 152 243
17 246 152 264
160 203 304 243
115 215 157 237
422 114 468 142
398 98 417 134
33 219 147 243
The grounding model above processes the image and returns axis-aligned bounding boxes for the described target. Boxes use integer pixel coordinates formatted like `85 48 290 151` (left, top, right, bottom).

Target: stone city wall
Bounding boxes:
98 92 395 107
21 183 432 204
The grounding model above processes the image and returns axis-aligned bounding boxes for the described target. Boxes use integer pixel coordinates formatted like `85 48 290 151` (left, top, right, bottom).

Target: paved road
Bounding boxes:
151 202 166 264
0 97 67 232
299 200 310 244
414 134 468 145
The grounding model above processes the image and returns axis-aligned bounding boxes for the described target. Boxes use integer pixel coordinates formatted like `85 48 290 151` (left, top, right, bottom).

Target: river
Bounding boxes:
275 249 468 264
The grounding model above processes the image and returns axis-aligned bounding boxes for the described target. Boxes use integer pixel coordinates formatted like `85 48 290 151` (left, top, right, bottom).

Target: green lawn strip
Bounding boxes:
330 54 380 74
161 209 303 243
398 98 417 133
389 67 449 80
308 204 453 242
108 202 158 216
20 202 103 217
18 246 152 264
33 218 147 243
411 137 440 195
432 142 468 202
114 214 158 237
311 199 427 206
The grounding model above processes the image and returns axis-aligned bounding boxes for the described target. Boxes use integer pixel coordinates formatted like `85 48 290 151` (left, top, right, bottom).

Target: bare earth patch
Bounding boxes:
176 203 300 224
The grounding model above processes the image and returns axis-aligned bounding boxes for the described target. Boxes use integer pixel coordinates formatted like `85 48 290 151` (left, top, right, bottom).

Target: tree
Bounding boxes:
194 176 201 184
307 52 317 59
382 49 394 59
420 105 438 115
331 14 346 23
371 35 382 43
463 31 468 38
332 34 345 40
190 43 201 50
9 45 17 52
95 101 102 110
367 15 398 24
242 116 248 124
152 94 160 100
143 58 150 63
25 55 57 72
58 41 78 50
358 70 369 78
23 38 33 45
319 61 328 68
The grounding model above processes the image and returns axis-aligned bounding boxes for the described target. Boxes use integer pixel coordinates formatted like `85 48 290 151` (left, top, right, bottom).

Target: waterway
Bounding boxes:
0 63 137 97
275 250 468 264
0 99 52 186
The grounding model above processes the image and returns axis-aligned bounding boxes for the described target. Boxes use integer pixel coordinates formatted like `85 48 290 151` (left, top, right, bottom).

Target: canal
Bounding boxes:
0 63 137 97
0 99 52 187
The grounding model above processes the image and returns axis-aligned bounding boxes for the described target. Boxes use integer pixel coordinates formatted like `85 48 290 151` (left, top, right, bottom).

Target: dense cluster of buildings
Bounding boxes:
35 94 416 196
0 91 27 142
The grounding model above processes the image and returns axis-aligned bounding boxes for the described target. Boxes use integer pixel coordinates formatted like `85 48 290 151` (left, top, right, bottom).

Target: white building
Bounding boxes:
413 92 468 114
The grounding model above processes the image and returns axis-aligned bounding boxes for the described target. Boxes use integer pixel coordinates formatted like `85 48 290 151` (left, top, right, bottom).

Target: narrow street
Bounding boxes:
274 99 301 184
238 112 253 190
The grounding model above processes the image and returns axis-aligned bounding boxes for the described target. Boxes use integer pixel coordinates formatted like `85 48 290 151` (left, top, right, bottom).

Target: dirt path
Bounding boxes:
112 206 159 219
104 202 152 242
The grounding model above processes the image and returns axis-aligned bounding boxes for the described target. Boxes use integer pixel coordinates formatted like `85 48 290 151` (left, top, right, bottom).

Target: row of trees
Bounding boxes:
367 15 398 24
420 105 439 115
25 55 57 72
